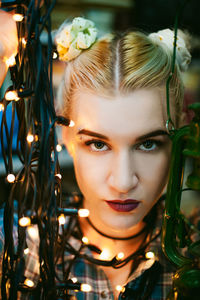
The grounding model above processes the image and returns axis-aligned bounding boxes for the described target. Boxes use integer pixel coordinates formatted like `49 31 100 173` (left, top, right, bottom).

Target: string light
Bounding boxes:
116 285 125 293
145 251 155 259
6 173 15 183
82 236 89 244
53 52 57 59
99 248 111 260
5 90 19 101
5 54 16 67
55 173 62 179
56 144 62 152
116 252 124 260
69 120 75 127
19 217 31 227
78 208 89 218
26 134 34 143
58 214 66 225
71 277 78 283
81 284 92 292
0 103 4 111
21 37 27 46
13 14 24 22
24 248 29 255
24 279 34 288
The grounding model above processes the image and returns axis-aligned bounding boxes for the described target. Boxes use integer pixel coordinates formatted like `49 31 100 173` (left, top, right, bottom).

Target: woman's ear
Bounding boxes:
62 126 74 158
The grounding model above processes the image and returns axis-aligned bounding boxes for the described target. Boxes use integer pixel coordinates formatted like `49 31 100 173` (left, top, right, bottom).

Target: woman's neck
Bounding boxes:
79 217 147 260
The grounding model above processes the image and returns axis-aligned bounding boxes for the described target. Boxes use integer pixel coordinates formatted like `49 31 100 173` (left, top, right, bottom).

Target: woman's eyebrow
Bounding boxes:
135 130 169 142
77 129 109 140
77 129 169 141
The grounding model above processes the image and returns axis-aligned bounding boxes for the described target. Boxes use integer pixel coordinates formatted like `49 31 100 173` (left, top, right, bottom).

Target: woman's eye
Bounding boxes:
138 140 160 152
85 140 109 152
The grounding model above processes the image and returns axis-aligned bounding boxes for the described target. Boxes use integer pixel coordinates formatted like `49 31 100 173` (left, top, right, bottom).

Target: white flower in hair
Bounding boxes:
149 29 191 72
55 17 98 62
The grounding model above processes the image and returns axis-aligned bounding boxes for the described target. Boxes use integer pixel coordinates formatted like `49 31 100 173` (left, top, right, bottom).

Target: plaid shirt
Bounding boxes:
0 204 175 300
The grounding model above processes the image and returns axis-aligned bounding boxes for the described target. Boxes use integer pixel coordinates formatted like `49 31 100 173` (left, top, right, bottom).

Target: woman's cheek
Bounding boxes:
73 150 107 192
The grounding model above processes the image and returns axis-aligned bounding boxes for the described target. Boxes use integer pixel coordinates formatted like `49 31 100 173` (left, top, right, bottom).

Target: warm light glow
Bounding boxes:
53 52 58 59
6 174 15 183
5 90 19 101
58 214 66 225
69 120 75 127
116 252 124 260
24 279 34 288
145 251 155 259
71 277 78 283
81 284 92 292
0 103 4 111
5 55 16 67
13 13 24 22
99 248 111 260
78 209 89 218
82 236 89 244
174 291 178 300
115 285 125 293
19 217 31 227
27 226 39 239
56 144 62 152
21 37 27 46
55 173 62 179
24 248 29 255
26 134 34 143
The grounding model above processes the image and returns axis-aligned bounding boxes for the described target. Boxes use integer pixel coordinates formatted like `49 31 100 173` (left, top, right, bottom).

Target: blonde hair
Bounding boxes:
60 31 186 127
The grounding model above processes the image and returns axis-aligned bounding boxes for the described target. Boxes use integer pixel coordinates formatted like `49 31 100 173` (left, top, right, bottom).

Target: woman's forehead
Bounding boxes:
70 87 169 140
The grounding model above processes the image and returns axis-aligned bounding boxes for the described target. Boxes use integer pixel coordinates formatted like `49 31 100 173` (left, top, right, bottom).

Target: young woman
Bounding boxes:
0 12 191 300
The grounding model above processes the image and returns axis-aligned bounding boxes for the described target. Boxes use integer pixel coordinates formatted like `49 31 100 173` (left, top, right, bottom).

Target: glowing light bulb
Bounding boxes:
58 214 66 225
6 173 15 183
21 37 27 46
116 252 124 260
116 285 125 293
56 144 62 152
5 55 16 67
55 173 62 179
78 209 89 218
0 103 4 111
53 52 58 59
13 14 24 22
24 279 34 288
99 248 111 260
82 236 89 244
5 90 19 101
26 134 34 143
24 248 29 255
81 284 92 292
69 120 75 127
27 226 38 239
71 277 78 283
19 217 31 227
145 251 155 259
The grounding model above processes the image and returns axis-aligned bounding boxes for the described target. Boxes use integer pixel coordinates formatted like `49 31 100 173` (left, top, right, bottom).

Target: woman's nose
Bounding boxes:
107 150 138 194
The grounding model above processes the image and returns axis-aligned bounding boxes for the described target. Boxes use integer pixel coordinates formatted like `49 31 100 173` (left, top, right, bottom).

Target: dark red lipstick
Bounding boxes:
105 199 140 212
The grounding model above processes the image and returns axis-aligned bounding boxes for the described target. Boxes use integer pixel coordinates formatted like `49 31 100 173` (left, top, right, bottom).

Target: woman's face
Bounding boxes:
63 87 172 237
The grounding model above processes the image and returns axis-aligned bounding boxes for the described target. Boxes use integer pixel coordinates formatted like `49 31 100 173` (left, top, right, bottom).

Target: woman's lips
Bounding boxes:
105 200 140 212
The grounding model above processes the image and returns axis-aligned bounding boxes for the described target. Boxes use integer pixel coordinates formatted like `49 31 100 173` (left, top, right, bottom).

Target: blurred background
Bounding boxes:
0 0 200 209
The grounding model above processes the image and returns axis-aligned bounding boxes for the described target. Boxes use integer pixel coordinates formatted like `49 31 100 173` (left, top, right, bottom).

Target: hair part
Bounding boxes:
59 31 185 127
